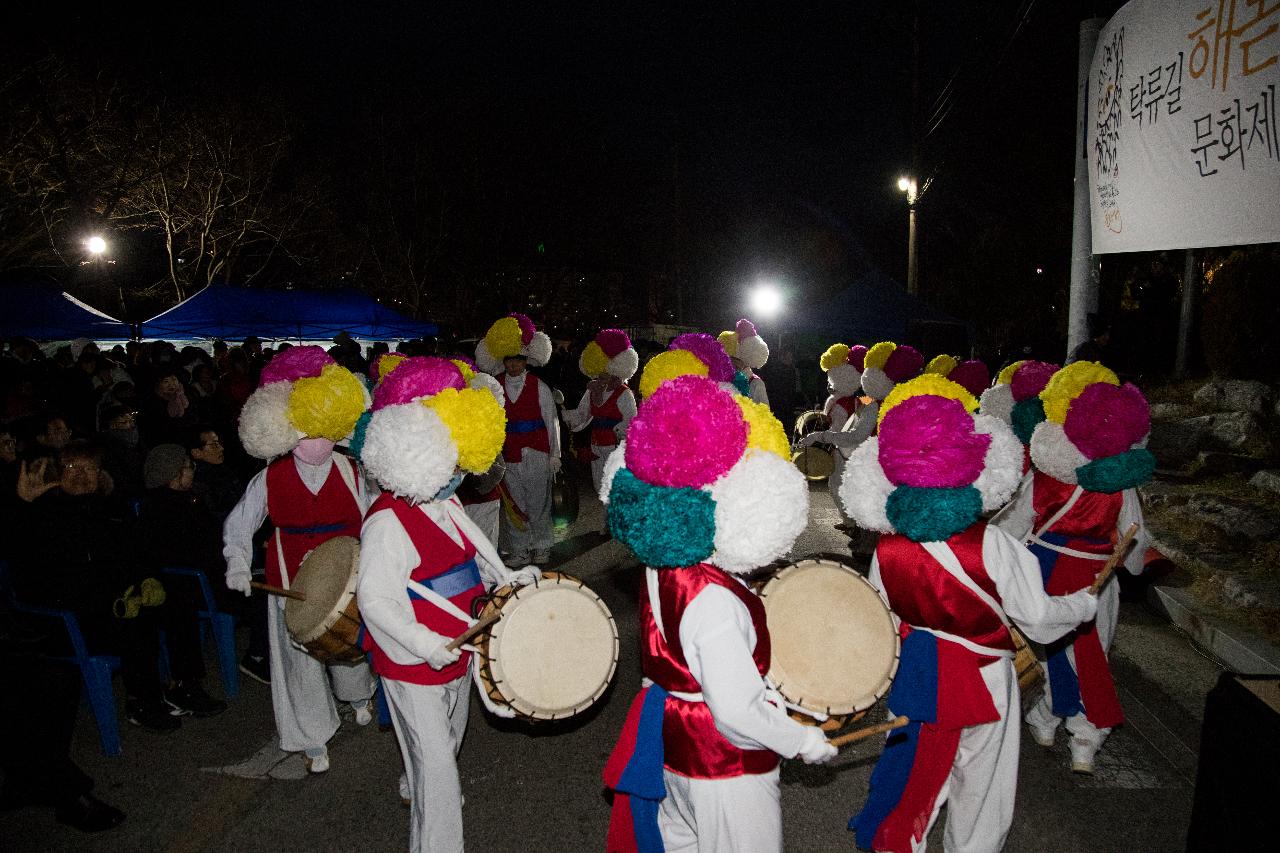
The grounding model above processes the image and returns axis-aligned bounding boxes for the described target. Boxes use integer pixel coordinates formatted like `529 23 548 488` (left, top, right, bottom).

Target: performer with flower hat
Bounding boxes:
601 374 835 853
635 332 739 401
924 354 991 400
475 313 560 565
222 346 377 773
978 360 1059 475
563 329 640 493
994 361 1152 774
718 318 771 404
356 356 540 853
840 374 1099 853
819 343 869 431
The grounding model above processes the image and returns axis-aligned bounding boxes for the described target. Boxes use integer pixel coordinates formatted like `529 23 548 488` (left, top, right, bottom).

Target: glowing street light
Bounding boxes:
86 235 108 255
749 282 783 319
896 176 919 296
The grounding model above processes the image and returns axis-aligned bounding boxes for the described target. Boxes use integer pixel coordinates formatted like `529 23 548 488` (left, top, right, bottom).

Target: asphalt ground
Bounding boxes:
1 475 1224 852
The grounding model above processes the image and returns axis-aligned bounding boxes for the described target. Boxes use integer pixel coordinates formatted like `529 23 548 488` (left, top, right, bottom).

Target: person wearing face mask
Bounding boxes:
356 356 539 853
222 347 376 773
98 405 145 504
139 370 194 447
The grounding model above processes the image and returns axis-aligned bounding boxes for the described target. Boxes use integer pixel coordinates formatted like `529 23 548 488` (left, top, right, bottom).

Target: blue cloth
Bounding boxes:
851 630 938 847
616 685 669 853
279 522 350 535
407 558 481 601
1027 532 1095 719
590 415 623 430
506 418 546 434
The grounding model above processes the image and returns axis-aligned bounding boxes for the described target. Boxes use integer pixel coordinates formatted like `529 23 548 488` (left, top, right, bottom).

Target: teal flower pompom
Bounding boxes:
348 410 373 460
732 370 751 397
607 468 717 567
1076 448 1155 493
1010 397 1046 446
885 485 983 542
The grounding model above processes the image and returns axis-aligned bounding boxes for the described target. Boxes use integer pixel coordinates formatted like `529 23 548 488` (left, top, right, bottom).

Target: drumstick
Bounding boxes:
251 581 307 601
445 611 502 652
1088 523 1140 595
830 715 910 749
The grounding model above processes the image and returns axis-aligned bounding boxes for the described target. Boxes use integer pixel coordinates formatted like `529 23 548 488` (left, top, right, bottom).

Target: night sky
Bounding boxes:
3 1 1124 337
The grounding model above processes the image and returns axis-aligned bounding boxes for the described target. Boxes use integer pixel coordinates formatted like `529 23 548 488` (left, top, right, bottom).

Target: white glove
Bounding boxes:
796 432 822 448
226 559 252 597
507 565 542 587
796 726 837 765
418 629 463 670
550 456 563 474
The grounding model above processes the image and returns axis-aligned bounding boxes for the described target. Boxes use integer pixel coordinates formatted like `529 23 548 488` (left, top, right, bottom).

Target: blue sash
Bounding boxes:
506 418 546 434
406 558 482 601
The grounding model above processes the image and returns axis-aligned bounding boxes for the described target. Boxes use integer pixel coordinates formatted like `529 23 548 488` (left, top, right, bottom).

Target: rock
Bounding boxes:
1185 494 1280 541
1147 417 1212 465
1140 480 1190 509
1190 451 1266 476
1219 573 1262 608
1250 469 1280 496
1194 379 1275 415
1205 411 1274 458
1149 402 1195 421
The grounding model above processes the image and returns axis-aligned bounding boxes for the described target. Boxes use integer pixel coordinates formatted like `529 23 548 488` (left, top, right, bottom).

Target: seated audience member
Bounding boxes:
99 405 145 504
185 426 242 515
139 370 196 447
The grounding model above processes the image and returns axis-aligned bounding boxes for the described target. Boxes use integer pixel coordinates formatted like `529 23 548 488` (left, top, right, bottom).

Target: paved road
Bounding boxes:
1 477 1223 852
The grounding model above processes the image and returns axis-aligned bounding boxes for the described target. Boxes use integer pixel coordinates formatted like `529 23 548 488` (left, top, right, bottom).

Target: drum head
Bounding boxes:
793 410 832 439
285 536 360 642
792 446 835 481
760 558 899 717
486 575 618 719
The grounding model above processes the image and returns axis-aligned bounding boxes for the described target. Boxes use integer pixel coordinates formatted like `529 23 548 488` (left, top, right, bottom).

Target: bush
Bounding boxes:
1201 245 1280 380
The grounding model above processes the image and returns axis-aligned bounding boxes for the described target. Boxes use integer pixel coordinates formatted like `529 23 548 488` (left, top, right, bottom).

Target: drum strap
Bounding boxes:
1025 537 1109 561
913 542 1016 660
1032 485 1084 540
405 578 475 625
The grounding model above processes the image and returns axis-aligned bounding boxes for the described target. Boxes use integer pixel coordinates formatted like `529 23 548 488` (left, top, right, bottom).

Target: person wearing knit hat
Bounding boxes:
222 345 376 774
994 361 1153 775
840 375 1098 853
356 356 540 853
718 318 770 404
475 313 560 566
819 343 869 431
143 443 192 490
561 329 639 494
979 360 1060 474
600 375 835 853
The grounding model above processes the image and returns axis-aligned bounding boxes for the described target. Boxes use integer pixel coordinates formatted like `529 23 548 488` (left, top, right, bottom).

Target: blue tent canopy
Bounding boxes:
0 283 131 341
140 285 439 341
789 267 961 343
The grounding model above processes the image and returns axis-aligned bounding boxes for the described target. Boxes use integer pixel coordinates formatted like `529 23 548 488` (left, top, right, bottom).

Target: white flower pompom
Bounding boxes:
524 331 553 367
737 334 770 370
861 367 895 401
239 382 301 460
598 438 628 505
978 383 1014 426
1029 420 1087 485
838 437 896 533
972 414 1024 511
362 403 459 499
827 362 862 397
607 348 640 381
469 371 504 405
475 340 504 375
707 449 808 575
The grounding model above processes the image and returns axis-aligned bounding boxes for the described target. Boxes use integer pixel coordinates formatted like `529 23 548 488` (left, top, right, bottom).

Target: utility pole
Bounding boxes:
1068 18 1105 358
907 0 921 297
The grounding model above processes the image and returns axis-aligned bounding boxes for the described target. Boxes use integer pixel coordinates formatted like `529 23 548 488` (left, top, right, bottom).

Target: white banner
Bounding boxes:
1088 0 1280 253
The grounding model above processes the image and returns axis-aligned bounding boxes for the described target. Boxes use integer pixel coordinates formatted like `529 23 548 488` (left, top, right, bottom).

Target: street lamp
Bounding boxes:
896 176 919 297
86 235 108 255
749 281 783 319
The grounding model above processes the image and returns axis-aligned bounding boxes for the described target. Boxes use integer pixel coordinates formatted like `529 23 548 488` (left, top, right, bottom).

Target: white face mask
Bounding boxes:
292 437 335 466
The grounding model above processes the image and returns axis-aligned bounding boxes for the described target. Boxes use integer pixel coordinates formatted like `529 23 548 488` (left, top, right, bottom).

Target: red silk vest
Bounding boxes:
875 523 1015 653
1032 470 1123 546
589 384 629 447
503 372 551 463
264 455 362 587
362 494 484 685
640 563 780 779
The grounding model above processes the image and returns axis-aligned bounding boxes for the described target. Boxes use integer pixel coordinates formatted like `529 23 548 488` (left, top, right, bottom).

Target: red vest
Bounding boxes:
362 494 484 685
589 384 629 447
641 564 780 779
265 455 363 587
503 372 551 463
875 523 1015 653
1031 470 1123 545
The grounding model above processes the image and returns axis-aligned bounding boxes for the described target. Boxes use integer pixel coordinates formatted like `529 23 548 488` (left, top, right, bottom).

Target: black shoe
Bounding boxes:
165 682 227 718
55 793 126 833
125 697 182 732
238 654 271 685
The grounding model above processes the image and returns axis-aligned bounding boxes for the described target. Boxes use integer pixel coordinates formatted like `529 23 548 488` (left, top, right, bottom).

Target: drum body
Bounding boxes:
793 409 832 440
1011 626 1044 703
285 536 365 664
792 446 836 481
551 470 579 527
757 558 899 727
474 572 618 720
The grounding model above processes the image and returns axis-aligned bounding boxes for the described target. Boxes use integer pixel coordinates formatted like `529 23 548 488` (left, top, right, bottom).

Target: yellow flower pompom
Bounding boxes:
580 341 609 378
736 396 790 459
820 343 851 372
1039 361 1119 424
718 330 739 358
863 341 897 371
639 349 710 399
449 359 477 384
288 364 368 440
484 316 524 361
375 353 408 382
423 387 507 473
926 354 958 376
995 360 1026 386
879 373 978 426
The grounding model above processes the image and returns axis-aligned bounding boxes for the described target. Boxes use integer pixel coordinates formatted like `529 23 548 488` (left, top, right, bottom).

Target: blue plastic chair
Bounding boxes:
0 561 124 758
160 567 239 699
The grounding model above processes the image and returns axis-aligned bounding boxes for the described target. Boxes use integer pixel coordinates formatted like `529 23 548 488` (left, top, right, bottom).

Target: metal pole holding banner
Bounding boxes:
1176 249 1199 378
1068 17 1105 359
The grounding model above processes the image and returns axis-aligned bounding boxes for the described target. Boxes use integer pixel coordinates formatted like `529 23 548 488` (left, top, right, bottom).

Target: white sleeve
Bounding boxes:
984 525 1097 645
356 510 444 664
539 380 561 458
680 586 810 758
222 468 269 571
564 390 593 433
749 376 769 407
866 553 902 633
443 497 512 587
826 401 877 451
352 458 376 512
1118 488 1149 575
828 399 850 432
991 472 1036 541
618 388 637 428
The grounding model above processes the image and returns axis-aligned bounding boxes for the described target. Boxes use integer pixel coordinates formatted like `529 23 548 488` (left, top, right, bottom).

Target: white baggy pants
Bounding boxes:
267 597 375 753
463 499 500 550
499 448 552 556
384 675 471 853
657 767 783 853
589 443 619 496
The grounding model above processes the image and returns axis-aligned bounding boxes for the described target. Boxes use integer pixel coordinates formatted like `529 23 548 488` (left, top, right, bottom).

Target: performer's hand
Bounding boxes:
424 639 462 670
549 456 563 474
796 432 823 448
225 559 252 597
796 726 837 765
16 459 58 503
508 566 542 587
